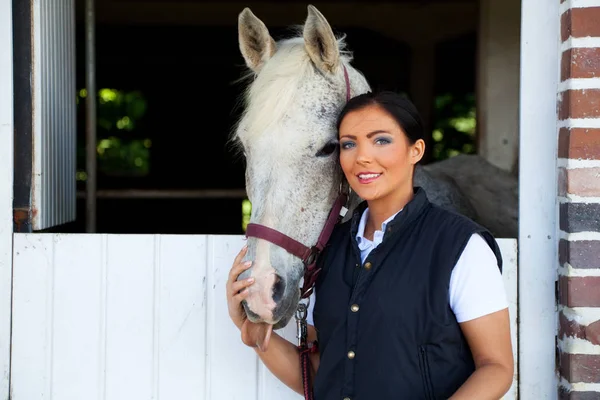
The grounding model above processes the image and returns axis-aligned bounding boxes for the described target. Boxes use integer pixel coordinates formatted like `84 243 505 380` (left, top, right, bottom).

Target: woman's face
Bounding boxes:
338 104 424 203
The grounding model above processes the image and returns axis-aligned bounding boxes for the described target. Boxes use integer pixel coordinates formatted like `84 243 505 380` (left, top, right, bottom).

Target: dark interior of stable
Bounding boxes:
62 0 478 234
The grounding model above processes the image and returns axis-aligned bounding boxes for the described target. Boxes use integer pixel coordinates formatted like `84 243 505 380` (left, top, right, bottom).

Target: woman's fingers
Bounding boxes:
228 247 251 280
230 245 248 274
227 260 253 293
233 288 251 303
231 277 255 294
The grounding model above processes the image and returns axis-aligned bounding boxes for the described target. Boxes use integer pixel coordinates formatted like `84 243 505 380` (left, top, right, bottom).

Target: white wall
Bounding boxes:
11 234 518 400
0 0 14 398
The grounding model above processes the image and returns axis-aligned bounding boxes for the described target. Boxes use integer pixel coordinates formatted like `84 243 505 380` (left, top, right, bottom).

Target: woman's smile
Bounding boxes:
357 172 382 184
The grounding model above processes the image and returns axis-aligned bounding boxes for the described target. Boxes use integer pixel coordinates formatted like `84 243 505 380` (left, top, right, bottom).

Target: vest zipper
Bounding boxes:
418 346 435 400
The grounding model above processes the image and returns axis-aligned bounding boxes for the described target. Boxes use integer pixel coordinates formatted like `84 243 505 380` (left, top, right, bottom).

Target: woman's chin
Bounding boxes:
353 189 382 202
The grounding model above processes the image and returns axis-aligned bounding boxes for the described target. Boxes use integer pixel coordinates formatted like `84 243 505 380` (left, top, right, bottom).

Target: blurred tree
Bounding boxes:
431 93 476 161
76 88 151 180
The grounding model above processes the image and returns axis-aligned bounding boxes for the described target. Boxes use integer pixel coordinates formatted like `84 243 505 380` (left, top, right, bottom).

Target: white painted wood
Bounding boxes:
11 234 517 399
10 235 54 399
52 234 105 398
498 239 518 400
104 235 156 399
156 235 207 399
519 0 560 397
206 235 259 400
0 0 14 397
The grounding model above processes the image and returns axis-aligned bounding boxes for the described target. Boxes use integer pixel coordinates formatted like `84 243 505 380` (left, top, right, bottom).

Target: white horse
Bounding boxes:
233 5 369 329
232 5 517 330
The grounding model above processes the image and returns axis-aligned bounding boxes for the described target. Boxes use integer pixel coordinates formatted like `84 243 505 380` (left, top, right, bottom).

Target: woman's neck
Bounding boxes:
364 185 414 240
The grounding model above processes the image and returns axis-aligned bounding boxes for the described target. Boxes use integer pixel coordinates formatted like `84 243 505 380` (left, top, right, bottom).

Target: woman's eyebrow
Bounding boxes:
340 130 390 140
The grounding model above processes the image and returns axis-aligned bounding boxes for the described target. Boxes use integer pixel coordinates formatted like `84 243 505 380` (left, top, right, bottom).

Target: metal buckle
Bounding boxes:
295 302 309 347
303 246 320 267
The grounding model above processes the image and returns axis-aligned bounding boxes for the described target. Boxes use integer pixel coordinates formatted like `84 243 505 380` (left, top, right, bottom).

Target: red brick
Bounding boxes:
559 128 600 160
560 276 600 307
559 311 600 346
560 388 600 400
559 90 600 120
559 310 587 339
562 48 600 81
562 8 600 42
560 352 600 383
560 240 600 268
566 168 600 196
585 320 600 346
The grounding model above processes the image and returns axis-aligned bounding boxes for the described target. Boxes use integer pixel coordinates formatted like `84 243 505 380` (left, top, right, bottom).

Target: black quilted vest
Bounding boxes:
312 188 502 400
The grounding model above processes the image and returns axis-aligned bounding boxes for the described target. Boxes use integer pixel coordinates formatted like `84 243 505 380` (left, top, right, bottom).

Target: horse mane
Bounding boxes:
229 30 353 156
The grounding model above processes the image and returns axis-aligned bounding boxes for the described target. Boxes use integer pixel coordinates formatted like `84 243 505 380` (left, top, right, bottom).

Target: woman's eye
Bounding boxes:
340 141 355 150
375 137 391 145
316 141 339 157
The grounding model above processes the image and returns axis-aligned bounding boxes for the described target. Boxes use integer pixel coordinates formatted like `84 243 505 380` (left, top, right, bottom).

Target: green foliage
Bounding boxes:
76 88 151 179
431 93 476 161
96 137 151 177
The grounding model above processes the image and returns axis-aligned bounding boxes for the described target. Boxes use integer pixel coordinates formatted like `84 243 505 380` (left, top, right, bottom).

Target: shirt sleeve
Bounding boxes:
449 233 508 323
306 290 316 326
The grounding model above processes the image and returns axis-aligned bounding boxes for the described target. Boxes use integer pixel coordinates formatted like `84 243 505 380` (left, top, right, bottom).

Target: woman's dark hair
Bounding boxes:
336 91 424 144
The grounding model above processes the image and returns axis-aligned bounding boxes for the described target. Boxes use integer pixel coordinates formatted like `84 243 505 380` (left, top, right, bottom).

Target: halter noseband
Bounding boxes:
245 65 352 299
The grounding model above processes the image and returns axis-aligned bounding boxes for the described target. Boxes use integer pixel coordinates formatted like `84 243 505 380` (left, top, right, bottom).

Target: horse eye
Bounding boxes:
316 141 338 157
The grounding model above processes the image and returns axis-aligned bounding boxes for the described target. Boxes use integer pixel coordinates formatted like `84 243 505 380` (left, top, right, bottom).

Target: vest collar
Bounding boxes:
350 187 430 242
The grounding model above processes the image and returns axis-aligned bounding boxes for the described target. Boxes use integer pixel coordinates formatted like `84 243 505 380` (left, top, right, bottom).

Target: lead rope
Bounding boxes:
296 302 317 400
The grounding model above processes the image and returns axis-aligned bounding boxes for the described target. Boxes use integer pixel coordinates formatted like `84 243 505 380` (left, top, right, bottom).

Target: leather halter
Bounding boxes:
245 65 352 299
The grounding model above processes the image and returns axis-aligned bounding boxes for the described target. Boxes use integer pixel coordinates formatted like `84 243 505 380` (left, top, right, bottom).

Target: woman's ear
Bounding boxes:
410 139 426 165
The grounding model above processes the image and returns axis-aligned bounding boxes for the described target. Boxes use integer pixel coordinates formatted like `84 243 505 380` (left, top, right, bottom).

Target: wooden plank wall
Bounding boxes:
10 234 517 400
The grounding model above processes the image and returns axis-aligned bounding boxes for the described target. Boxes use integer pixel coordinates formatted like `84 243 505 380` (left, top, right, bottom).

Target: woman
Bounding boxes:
226 91 513 399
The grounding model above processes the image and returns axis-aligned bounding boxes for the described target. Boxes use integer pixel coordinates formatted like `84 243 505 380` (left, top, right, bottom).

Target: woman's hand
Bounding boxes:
226 245 255 330
226 245 274 351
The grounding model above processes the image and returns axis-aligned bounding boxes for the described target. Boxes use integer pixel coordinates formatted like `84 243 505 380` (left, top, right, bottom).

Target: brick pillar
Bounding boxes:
558 2 600 399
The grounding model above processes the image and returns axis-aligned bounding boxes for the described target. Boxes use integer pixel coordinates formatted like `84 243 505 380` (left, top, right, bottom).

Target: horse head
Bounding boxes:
233 5 370 329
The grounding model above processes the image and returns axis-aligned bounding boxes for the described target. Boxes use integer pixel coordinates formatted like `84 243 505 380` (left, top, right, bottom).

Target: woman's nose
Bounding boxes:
356 148 372 165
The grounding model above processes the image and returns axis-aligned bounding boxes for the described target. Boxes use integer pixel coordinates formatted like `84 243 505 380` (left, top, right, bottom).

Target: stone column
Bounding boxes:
557 2 600 398
476 0 521 173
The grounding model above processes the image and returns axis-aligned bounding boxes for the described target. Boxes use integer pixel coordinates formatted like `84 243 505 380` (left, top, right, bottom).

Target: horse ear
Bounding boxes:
303 5 340 74
238 8 277 73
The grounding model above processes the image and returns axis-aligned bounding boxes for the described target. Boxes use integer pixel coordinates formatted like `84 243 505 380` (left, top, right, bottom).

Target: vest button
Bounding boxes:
364 262 372 270
350 304 359 312
347 350 355 359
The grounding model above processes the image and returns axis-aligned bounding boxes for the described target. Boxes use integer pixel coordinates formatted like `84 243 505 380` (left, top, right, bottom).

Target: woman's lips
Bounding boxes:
357 172 382 184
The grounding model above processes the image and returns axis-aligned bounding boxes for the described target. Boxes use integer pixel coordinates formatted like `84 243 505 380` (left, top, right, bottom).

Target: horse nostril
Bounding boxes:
272 274 286 303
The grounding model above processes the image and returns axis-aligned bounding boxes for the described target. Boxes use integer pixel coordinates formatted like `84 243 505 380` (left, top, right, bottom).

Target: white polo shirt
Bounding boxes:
306 207 508 326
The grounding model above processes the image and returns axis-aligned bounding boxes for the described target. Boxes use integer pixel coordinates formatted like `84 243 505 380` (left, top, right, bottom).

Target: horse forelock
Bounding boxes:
232 35 354 149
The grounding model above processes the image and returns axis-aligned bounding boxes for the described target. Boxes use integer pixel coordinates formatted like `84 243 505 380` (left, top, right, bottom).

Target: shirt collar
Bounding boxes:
355 207 402 250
